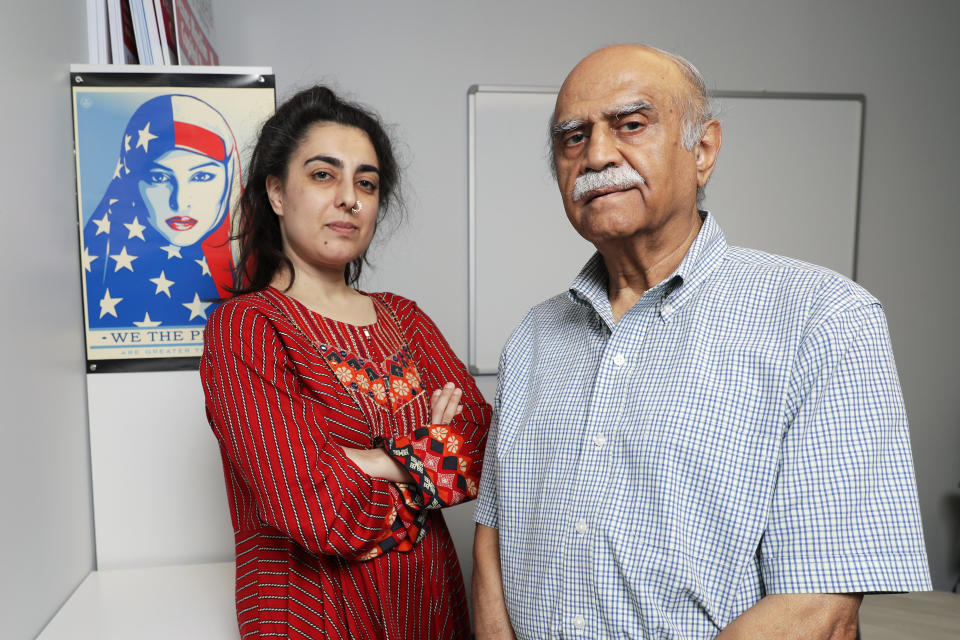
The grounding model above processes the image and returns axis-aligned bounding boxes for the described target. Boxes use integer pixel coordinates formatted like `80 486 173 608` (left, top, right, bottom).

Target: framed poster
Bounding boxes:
71 66 275 372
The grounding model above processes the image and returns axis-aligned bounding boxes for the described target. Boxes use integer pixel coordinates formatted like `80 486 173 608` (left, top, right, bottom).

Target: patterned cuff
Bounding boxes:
354 483 428 562
381 426 480 509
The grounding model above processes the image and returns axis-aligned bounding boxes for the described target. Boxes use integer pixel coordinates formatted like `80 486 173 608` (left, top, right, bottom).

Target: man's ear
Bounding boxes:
695 119 722 190
265 175 284 216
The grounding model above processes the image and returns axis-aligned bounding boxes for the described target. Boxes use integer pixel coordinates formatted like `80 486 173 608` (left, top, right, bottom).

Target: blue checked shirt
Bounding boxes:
474 213 931 639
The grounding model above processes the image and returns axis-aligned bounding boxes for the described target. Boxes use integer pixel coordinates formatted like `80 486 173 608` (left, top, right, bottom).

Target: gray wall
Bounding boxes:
7 2 954 636
0 3 96 639
213 0 960 592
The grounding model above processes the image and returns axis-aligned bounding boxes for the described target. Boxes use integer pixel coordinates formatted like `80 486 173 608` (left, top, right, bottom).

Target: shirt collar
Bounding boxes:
567 211 728 325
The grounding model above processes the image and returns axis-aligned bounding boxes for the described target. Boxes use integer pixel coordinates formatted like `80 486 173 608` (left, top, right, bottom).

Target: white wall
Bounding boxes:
212 0 960 592
0 3 96 638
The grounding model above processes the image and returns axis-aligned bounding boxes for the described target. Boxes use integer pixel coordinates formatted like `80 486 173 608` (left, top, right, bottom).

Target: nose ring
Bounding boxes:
350 200 362 214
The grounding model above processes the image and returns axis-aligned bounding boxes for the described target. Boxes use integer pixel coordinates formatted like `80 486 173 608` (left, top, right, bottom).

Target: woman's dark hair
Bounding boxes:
230 85 403 294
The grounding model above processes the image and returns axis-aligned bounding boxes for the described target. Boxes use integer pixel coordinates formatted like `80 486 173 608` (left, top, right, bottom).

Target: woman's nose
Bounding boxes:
167 183 182 212
170 180 190 211
336 181 357 211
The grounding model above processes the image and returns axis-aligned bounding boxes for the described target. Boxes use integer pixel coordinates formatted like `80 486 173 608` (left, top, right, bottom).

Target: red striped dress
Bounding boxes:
200 287 492 639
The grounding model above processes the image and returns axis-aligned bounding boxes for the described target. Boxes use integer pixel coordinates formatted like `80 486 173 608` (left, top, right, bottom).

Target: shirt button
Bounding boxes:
592 433 607 447
573 614 586 629
612 353 626 367
662 301 674 314
574 519 589 534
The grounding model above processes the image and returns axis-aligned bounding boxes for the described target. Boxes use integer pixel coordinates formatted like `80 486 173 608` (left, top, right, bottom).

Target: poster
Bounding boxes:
173 0 218 66
71 68 275 371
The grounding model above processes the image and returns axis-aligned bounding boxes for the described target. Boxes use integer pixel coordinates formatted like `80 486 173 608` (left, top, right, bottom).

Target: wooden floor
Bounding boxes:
859 591 960 639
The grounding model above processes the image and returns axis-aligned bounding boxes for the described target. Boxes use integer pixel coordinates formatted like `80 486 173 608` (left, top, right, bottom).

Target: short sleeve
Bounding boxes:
759 302 931 593
474 343 513 529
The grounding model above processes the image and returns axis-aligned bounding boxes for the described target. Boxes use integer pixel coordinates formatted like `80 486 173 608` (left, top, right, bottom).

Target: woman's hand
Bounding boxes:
342 381 462 483
431 382 463 425
342 447 414 484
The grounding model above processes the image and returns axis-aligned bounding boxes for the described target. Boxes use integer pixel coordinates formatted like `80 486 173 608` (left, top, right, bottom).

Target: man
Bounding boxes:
472 45 931 639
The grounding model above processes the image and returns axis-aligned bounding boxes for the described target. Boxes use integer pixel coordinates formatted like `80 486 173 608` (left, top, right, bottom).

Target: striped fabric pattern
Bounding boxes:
475 213 931 639
202 288 491 639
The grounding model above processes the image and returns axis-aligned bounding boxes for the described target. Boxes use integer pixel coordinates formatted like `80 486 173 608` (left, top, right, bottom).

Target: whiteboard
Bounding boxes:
467 86 864 374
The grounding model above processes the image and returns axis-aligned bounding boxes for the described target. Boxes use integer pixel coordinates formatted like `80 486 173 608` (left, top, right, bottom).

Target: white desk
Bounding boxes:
39 565 958 640
38 562 239 640
860 591 960 639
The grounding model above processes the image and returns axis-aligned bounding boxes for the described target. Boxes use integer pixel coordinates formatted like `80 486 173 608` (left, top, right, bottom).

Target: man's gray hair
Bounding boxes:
649 47 713 152
549 45 714 205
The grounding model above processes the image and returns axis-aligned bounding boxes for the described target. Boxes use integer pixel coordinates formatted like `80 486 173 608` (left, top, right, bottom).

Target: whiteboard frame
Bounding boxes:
467 85 866 375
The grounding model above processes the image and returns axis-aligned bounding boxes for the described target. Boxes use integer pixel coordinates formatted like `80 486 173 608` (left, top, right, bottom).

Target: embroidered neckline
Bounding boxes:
320 343 424 412
263 289 425 414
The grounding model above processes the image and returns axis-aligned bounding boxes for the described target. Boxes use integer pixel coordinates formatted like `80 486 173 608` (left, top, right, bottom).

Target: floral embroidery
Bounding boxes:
392 378 410 397
446 434 462 454
389 425 481 509
314 341 424 414
334 364 353 384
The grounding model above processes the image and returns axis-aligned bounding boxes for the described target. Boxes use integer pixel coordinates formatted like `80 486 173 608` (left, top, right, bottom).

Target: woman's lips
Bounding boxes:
327 221 358 234
166 216 197 231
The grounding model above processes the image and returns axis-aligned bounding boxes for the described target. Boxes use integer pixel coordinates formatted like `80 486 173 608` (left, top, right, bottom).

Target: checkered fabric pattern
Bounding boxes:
475 213 931 639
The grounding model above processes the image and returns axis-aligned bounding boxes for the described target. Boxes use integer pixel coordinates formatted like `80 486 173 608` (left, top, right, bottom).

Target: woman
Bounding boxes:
200 86 492 639
82 93 239 328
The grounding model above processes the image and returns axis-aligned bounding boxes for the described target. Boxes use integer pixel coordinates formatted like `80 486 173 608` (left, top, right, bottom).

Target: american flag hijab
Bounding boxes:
82 94 241 330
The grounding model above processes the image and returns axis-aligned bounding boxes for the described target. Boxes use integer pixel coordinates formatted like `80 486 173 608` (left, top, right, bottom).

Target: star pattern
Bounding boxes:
124 216 146 240
110 246 138 272
82 246 98 272
132 312 162 328
136 121 158 152
195 256 210 276
81 94 240 339
183 292 212 321
149 270 174 297
99 289 122 318
93 211 111 235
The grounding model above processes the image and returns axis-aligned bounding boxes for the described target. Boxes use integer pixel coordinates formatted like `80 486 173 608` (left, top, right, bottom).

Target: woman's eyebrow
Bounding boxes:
188 160 220 171
304 155 379 175
304 154 342 168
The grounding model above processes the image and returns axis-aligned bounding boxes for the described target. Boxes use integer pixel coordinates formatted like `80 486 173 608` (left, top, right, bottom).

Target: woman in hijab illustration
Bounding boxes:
82 94 240 330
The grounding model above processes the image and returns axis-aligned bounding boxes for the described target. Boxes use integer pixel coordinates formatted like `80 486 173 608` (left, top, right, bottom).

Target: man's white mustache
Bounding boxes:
572 164 646 202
